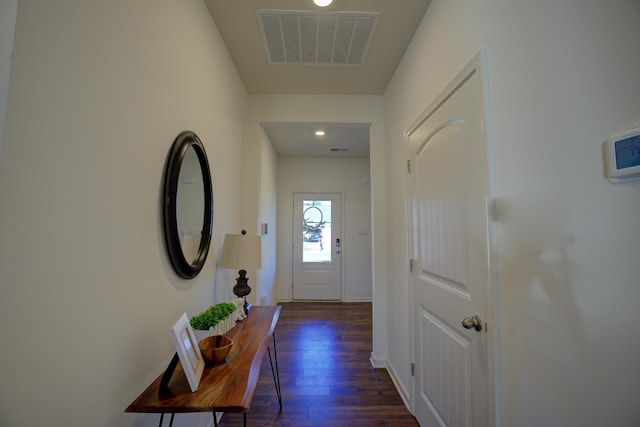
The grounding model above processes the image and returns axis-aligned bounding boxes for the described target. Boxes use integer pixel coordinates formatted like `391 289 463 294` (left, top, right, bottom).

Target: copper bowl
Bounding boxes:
199 335 233 364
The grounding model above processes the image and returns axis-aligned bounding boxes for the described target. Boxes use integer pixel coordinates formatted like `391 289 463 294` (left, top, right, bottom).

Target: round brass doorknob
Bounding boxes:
462 315 483 331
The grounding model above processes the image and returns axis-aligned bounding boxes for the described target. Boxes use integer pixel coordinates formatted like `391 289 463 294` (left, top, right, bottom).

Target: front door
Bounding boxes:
292 193 342 300
408 53 495 426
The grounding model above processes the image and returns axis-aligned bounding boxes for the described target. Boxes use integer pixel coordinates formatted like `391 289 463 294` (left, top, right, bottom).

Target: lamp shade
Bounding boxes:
219 233 262 270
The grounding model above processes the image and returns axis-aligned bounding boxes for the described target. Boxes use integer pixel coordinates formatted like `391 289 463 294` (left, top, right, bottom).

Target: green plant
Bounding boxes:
190 302 237 330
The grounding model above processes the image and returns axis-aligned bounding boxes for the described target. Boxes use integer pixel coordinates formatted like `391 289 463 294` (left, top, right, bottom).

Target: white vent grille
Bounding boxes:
257 10 379 66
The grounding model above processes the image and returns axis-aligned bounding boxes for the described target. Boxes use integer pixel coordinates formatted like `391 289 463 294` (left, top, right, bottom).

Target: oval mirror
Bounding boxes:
163 131 213 279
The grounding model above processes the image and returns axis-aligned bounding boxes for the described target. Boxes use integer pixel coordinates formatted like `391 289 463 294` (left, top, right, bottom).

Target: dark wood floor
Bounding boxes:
218 302 419 427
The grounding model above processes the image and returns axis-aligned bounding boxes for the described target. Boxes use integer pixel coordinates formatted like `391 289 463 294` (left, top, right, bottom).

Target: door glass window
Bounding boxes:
302 200 331 263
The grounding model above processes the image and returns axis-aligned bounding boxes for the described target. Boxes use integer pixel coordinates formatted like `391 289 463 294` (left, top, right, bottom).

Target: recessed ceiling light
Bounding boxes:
315 131 326 136
313 0 333 7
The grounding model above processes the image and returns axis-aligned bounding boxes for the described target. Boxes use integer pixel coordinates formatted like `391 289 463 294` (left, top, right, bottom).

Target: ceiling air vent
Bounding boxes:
257 9 379 66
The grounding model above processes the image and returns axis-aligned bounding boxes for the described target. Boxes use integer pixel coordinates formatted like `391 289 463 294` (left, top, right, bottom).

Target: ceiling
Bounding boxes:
261 122 371 158
205 0 431 158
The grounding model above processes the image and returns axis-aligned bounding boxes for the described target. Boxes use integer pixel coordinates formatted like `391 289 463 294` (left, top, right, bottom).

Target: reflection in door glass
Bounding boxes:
302 200 331 263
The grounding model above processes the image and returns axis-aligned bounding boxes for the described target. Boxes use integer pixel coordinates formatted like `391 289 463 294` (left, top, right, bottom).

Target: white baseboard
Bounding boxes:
369 351 387 368
276 297 372 304
386 359 412 411
369 353 413 414
343 296 372 302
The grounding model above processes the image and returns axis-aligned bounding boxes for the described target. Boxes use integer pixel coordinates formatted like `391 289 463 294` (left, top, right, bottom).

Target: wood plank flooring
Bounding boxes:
217 302 419 427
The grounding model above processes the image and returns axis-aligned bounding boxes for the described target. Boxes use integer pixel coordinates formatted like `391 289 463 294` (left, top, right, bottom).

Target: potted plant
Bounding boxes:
190 302 238 340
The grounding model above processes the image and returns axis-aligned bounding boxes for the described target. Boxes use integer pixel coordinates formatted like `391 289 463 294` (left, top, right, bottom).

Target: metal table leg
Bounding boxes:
267 331 283 410
157 413 175 427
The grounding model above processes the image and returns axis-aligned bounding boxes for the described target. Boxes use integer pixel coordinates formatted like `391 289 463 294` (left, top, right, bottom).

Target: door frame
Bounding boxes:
291 191 345 301
405 50 500 426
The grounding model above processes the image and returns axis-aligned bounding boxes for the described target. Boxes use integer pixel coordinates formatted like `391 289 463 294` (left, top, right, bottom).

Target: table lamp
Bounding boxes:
219 230 262 314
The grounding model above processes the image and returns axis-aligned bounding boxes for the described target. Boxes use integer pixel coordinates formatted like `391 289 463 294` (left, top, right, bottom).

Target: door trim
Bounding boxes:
405 49 500 427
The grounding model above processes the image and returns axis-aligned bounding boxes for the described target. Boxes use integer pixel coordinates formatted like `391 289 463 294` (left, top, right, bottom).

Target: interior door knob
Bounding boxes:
461 315 483 331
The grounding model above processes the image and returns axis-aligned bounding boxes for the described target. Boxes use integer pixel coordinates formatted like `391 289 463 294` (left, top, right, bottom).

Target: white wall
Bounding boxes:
0 1 247 426
257 129 279 305
277 157 372 302
384 0 640 425
0 0 18 168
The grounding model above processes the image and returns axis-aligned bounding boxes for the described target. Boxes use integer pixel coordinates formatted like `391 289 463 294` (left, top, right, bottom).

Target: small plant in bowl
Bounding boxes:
190 302 237 330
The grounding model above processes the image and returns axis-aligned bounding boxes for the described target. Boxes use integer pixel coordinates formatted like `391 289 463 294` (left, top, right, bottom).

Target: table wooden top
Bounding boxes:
125 305 281 414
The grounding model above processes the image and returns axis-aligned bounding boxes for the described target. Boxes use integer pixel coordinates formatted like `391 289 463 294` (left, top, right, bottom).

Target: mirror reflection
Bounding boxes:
177 147 205 265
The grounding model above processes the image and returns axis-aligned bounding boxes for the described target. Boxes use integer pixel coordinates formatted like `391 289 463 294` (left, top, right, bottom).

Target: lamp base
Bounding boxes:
233 269 252 315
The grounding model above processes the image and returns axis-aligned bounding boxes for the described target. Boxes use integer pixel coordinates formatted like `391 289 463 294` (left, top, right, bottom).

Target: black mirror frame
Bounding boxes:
163 131 213 279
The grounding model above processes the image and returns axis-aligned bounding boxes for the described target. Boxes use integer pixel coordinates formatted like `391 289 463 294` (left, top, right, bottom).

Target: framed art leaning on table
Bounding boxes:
169 313 204 392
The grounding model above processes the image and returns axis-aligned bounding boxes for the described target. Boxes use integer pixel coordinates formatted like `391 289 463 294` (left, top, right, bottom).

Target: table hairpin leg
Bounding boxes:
212 409 244 426
267 331 283 410
158 413 175 427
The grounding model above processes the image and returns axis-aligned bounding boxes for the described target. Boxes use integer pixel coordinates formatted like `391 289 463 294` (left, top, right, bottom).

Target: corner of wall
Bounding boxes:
0 0 18 173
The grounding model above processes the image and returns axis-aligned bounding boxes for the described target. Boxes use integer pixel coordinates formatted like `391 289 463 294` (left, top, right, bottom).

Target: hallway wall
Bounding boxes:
0 0 17 167
0 1 247 425
384 0 640 425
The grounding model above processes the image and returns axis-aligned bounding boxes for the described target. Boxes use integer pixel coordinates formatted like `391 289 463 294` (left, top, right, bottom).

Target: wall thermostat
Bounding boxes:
604 126 640 183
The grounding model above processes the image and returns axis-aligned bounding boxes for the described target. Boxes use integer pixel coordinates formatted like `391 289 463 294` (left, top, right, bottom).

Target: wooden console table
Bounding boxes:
126 306 282 427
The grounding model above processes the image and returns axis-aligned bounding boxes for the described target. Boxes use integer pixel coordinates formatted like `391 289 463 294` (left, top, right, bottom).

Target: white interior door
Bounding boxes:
292 193 342 300
408 54 494 427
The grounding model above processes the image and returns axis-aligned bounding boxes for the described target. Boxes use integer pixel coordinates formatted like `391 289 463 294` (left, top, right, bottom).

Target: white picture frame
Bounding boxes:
169 313 204 392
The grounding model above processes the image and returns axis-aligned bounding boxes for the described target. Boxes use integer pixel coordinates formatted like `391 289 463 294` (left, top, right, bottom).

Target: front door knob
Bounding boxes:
462 315 483 331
